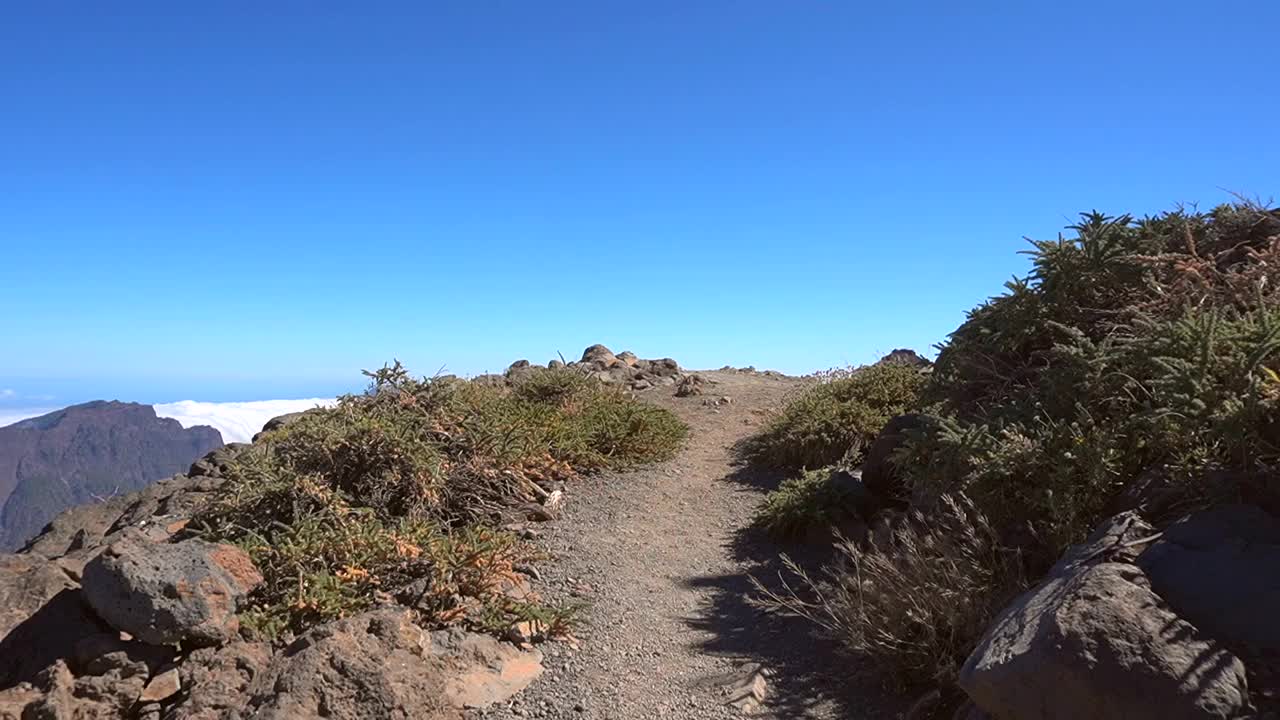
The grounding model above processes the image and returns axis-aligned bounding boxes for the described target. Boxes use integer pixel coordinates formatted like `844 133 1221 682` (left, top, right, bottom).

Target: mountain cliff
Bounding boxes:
0 401 223 550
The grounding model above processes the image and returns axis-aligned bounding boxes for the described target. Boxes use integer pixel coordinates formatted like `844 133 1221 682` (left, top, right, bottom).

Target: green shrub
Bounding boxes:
754 201 1280 692
745 362 925 472
903 203 1280 550
192 362 686 639
754 467 861 541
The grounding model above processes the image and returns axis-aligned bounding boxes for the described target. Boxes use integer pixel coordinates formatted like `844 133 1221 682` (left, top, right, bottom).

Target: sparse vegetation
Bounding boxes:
193 363 686 639
745 362 925 473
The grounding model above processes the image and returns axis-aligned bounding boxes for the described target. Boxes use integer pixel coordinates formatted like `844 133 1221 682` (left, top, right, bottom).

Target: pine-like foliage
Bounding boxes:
192 363 687 639
906 201 1280 550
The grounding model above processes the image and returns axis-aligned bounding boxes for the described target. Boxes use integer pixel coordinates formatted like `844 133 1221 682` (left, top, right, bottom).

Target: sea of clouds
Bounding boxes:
153 399 337 444
0 408 57 428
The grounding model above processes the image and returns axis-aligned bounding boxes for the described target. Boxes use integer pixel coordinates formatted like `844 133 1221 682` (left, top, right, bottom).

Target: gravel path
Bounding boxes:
476 370 906 720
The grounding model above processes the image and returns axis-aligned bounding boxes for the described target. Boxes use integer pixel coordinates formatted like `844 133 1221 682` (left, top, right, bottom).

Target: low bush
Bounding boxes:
193 363 686 639
745 362 925 473
754 467 860 541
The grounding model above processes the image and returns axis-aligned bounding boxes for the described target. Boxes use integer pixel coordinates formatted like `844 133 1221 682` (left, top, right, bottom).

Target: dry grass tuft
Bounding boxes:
751 494 1025 689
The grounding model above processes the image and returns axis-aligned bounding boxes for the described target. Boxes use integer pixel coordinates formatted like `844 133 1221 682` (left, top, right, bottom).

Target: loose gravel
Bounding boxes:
474 370 907 720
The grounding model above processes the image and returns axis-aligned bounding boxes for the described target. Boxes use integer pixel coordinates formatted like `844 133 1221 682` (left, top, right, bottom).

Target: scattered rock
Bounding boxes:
4 660 138 720
138 667 180 702
700 662 769 715
676 374 707 397
580 344 618 367
81 532 263 646
506 360 544 383
241 609 457 719
73 632 172 679
186 443 253 480
876 349 931 368
567 345 687 390
175 641 271 720
959 512 1250 720
429 626 544 709
0 554 108 686
240 609 540 718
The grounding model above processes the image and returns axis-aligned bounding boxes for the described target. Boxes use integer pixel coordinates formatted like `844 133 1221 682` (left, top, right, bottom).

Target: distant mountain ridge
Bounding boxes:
0 401 223 550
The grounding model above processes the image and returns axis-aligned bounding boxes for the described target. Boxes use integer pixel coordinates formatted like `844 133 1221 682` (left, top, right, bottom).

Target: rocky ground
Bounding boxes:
476 368 908 720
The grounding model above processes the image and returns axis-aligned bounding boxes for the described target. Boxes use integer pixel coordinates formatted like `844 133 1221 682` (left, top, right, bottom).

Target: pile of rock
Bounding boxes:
500 344 693 392
0 430 544 719
876 348 931 369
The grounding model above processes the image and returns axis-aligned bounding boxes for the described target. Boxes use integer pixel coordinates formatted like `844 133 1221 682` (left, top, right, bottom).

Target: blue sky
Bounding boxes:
2 1 1277 408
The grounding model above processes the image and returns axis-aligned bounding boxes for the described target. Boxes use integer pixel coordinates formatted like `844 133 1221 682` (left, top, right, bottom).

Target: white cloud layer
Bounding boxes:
0 408 56 428
154 398 337 444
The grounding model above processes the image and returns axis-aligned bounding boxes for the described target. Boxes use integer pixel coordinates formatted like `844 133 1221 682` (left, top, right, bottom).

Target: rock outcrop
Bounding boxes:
959 511 1256 719
503 344 692 392
0 418 547 720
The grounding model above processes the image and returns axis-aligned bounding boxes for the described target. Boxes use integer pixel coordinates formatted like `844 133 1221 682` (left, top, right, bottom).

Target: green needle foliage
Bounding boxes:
192 364 686 639
745 362 926 473
756 200 1280 691
754 467 863 541
908 201 1280 551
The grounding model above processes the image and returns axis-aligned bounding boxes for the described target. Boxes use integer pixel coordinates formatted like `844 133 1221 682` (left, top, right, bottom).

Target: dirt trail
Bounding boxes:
478 370 904 720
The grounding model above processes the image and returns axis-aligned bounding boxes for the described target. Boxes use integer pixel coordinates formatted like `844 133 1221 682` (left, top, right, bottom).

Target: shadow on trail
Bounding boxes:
720 438 783 493
679 459 909 719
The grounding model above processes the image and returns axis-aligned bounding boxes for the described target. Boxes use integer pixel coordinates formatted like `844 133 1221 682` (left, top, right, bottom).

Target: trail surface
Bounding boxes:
479 370 904 720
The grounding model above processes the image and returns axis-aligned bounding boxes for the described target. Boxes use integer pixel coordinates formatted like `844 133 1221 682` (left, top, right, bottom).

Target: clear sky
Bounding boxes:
2 1 1277 408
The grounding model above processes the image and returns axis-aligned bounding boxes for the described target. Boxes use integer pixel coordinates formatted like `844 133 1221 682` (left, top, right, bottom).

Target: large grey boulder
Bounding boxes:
959 512 1249 720
1137 503 1280 654
82 532 262 646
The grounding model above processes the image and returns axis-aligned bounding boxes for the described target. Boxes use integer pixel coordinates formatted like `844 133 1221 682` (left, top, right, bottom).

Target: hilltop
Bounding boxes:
0 402 222 551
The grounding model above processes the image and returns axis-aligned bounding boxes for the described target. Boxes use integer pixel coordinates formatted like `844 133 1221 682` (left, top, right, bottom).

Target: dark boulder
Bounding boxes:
959 512 1250 720
1136 504 1280 654
860 414 927 504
